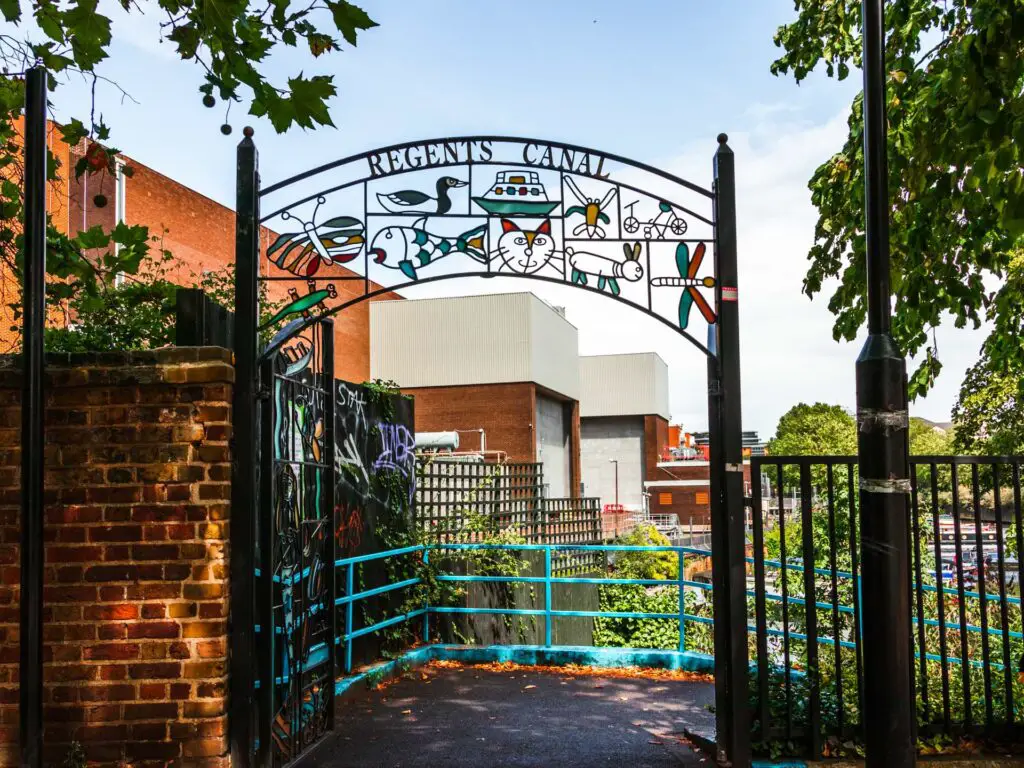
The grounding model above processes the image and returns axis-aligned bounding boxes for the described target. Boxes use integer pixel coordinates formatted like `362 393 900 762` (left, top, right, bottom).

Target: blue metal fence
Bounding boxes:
334 543 716 674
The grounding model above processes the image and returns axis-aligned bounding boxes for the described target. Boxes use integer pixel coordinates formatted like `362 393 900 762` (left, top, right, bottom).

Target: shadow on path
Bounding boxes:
307 664 715 767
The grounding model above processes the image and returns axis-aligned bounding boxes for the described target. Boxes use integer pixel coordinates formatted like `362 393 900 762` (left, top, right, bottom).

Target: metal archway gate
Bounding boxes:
230 135 749 767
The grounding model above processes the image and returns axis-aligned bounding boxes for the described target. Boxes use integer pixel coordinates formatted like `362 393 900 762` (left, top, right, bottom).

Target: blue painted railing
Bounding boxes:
331 542 1015 682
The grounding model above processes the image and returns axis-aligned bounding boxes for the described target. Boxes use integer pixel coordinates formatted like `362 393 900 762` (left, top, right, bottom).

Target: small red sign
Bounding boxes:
722 286 738 302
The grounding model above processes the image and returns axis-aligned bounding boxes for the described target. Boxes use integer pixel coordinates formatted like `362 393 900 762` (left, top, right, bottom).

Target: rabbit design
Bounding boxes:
567 242 643 296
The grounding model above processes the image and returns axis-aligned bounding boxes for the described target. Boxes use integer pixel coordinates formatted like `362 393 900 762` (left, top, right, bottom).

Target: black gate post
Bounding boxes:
231 128 260 768
856 1 915 765
20 65 47 768
708 133 750 767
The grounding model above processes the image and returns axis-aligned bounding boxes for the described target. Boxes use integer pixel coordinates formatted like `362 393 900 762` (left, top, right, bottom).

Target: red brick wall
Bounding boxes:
403 382 538 464
649 461 753 527
568 400 581 498
643 415 669 483
3 125 404 383
0 348 233 767
119 155 402 384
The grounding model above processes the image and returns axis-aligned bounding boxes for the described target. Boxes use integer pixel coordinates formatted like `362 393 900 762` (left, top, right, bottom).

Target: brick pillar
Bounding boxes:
0 348 233 767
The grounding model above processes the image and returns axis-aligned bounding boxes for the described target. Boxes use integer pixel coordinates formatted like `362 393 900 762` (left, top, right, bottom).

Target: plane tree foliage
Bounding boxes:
0 0 377 341
772 1 1024 398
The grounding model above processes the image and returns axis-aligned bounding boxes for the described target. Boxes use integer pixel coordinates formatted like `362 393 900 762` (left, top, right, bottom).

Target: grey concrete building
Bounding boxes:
579 353 671 511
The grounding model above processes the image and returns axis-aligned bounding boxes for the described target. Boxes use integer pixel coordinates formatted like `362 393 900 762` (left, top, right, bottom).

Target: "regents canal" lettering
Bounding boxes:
366 140 611 180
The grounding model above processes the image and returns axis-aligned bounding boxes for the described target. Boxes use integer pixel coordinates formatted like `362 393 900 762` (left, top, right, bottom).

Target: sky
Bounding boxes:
31 0 988 437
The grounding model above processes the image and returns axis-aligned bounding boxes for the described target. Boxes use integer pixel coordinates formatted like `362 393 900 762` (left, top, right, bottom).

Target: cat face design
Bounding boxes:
495 219 555 275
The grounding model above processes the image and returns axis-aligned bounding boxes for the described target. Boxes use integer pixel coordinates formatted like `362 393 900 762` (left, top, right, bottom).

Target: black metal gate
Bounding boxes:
254 319 336 766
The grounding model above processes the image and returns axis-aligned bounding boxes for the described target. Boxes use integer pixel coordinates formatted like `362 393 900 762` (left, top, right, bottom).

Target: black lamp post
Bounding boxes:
856 1 915 765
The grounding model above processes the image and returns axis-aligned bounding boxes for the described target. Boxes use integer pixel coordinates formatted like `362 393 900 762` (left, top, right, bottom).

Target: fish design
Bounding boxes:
368 217 487 281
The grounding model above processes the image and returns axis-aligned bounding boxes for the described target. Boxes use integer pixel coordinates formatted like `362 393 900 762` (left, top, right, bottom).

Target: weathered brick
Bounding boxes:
182 737 227 757
84 604 138 622
128 721 168 741
126 622 179 640
124 702 178 720
181 621 224 639
0 346 234 766
78 684 135 703
88 525 143 543
128 662 181 679
82 643 140 661
183 661 225 679
138 683 166 700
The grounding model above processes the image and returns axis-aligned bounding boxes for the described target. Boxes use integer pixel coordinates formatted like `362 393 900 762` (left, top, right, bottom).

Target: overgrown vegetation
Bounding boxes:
593 525 713 654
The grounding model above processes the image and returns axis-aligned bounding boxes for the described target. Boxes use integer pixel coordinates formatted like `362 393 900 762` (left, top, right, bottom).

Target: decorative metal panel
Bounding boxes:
256 137 718 362
258 319 335 766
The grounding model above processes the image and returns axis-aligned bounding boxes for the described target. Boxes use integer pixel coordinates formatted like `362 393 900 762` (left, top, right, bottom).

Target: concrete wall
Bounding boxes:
579 353 669 420
371 293 579 400
535 395 570 497
580 416 645 509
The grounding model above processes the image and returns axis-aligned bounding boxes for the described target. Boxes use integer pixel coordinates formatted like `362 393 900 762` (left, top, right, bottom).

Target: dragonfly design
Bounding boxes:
650 242 716 329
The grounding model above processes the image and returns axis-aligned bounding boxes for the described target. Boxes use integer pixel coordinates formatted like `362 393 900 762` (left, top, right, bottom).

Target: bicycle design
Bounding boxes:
623 199 688 238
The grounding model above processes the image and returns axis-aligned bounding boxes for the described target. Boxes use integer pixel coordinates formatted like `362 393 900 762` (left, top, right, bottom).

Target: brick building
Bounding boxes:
370 293 582 498
2 121 400 382
645 459 754 528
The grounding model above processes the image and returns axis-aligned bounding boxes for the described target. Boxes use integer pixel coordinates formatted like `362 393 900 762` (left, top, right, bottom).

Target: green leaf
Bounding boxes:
978 107 999 125
0 0 19 22
167 23 201 59
58 118 89 146
286 74 336 129
76 225 110 250
325 0 377 46
63 0 113 69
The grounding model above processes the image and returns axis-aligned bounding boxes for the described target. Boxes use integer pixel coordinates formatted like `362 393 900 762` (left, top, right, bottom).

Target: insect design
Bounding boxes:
492 219 556 275
566 242 643 296
267 197 364 277
650 242 716 329
368 217 487 281
563 177 617 238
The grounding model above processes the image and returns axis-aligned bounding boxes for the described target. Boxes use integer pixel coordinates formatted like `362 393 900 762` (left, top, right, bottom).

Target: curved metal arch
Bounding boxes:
258 271 714 363
259 135 715 200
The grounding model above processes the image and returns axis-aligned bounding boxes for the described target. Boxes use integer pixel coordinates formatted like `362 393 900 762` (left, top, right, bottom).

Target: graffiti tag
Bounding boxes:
373 423 415 476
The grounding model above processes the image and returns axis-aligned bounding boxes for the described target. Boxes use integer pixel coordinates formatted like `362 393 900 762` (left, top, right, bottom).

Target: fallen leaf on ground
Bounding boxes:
523 685 536 690
401 709 412 715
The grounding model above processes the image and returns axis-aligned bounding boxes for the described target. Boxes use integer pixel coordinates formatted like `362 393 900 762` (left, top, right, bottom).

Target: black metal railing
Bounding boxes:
748 455 1024 758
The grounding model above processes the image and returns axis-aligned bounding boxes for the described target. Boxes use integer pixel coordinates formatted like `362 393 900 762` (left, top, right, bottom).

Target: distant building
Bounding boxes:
578 353 670 511
371 293 581 497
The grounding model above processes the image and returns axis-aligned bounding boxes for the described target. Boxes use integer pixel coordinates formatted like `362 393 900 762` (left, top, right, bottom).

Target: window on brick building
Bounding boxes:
696 492 709 505
659 492 672 505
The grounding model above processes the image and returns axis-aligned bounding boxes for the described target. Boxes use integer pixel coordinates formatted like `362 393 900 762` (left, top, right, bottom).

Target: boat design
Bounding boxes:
472 171 559 216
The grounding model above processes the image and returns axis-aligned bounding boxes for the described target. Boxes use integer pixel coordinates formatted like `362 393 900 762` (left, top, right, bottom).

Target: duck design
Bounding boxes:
376 176 467 214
